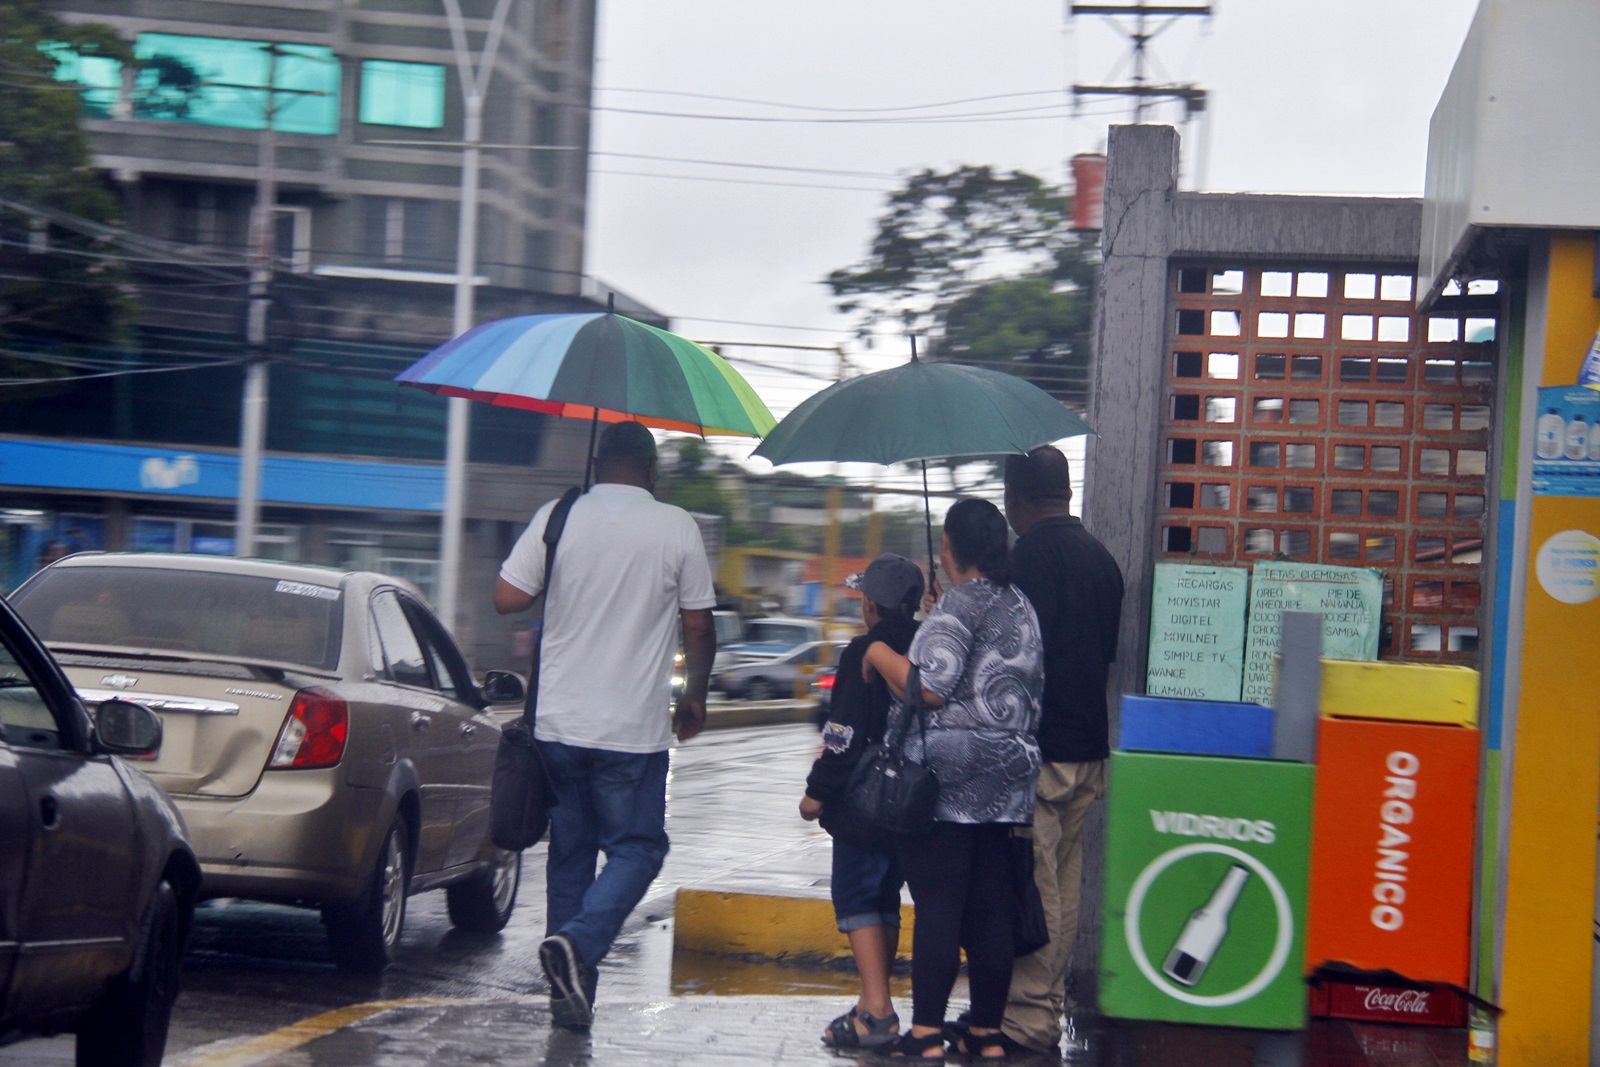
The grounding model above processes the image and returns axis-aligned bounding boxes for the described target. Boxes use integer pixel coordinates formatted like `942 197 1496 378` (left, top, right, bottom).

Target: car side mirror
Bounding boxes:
480 670 526 705
94 699 163 756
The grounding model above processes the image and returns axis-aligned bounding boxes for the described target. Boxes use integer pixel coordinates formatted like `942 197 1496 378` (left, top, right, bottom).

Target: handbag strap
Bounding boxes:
524 486 581 725
888 663 930 750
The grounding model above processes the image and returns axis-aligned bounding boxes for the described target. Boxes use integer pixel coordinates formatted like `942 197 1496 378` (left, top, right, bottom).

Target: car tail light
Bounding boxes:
269 687 348 769
816 673 836 690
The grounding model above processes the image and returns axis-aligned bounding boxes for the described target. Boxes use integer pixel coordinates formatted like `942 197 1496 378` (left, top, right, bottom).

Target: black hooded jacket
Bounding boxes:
803 612 918 811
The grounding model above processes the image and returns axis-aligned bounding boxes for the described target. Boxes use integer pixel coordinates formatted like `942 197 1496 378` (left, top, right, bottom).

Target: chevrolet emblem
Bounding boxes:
100 673 139 689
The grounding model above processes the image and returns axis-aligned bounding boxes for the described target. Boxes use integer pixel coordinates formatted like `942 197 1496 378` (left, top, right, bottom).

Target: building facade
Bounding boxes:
3 0 645 668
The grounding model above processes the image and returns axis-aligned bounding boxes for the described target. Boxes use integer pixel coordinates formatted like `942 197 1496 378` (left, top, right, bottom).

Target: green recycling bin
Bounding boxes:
1099 751 1314 1029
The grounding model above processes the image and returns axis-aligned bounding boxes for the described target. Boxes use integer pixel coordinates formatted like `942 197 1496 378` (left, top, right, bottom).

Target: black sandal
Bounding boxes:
954 1030 1038 1061
881 1030 946 1059
823 1007 900 1049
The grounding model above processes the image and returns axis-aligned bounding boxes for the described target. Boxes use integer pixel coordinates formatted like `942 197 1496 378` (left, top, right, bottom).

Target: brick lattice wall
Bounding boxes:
1155 265 1495 664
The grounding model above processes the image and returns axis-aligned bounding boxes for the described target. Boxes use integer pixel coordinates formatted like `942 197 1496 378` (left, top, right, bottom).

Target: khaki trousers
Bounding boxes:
1001 759 1107 1053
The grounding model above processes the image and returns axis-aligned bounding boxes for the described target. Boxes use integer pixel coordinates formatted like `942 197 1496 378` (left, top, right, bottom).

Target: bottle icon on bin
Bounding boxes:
1162 864 1251 987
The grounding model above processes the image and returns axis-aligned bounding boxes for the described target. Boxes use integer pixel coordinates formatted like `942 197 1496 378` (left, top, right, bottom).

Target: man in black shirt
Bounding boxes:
999 445 1125 1056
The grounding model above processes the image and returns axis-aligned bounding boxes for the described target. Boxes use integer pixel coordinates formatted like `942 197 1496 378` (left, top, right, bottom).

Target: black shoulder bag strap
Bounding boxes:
523 486 582 723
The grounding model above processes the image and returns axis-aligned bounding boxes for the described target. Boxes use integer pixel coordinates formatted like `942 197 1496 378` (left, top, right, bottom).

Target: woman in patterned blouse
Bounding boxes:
864 498 1044 1060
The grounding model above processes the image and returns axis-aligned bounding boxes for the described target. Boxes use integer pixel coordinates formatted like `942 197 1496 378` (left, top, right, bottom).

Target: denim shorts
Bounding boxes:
831 837 904 933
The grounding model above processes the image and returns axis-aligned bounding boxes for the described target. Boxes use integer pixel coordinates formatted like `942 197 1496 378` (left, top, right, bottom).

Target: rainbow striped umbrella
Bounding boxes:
395 311 776 439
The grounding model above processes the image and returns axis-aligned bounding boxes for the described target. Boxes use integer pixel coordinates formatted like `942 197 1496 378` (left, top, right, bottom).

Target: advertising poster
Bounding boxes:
1146 563 1250 701
1240 562 1383 705
1531 385 1600 498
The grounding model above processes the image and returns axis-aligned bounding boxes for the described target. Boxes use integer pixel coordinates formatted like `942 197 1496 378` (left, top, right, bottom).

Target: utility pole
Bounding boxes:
237 43 281 559
436 0 517 631
1068 1 1211 183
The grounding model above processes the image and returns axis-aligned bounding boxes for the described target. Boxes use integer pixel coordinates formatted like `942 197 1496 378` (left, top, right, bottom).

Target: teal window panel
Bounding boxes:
359 60 445 128
44 43 123 117
132 34 339 135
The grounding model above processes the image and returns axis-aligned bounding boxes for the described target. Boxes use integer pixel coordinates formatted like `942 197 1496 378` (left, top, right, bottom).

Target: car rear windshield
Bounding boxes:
745 621 813 648
13 567 344 671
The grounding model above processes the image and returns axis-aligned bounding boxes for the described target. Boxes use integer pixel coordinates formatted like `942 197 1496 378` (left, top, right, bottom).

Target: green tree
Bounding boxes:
0 0 133 393
825 165 1096 408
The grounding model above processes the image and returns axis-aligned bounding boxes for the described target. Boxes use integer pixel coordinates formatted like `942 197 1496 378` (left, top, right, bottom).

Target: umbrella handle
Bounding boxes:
921 459 937 594
584 410 599 490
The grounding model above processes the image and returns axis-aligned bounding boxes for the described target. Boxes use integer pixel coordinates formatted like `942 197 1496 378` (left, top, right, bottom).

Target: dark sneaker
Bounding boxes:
539 934 592 1031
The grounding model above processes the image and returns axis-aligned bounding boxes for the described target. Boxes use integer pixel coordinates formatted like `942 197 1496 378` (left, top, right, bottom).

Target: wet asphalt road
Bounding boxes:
0 719 833 1066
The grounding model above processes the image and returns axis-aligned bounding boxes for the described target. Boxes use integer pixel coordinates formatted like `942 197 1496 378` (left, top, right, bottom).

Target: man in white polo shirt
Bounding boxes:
493 421 716 1032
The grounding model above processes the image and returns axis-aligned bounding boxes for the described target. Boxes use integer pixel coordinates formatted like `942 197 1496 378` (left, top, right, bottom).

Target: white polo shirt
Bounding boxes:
499 483 716 752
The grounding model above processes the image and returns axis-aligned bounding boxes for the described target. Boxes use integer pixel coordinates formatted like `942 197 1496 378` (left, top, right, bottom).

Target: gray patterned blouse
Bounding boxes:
891 578 1044 825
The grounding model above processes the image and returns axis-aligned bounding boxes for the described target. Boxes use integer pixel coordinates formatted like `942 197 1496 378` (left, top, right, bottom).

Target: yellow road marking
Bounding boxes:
172 997 524 1067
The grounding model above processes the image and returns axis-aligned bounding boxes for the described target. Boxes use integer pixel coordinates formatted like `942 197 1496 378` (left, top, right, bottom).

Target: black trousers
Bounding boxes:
897 821 1017 1030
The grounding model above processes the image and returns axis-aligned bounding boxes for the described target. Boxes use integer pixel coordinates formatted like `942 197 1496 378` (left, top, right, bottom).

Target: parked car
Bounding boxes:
720 616 825 664
10 553 526 973
714 640 839 702
0 589 199 1067
810 660 839 729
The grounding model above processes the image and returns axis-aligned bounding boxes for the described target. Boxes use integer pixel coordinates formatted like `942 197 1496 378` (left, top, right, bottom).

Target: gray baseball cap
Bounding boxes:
846 553 924 612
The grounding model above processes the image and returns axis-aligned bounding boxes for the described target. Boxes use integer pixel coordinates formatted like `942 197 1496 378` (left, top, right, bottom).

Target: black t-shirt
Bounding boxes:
1011 515 1125 763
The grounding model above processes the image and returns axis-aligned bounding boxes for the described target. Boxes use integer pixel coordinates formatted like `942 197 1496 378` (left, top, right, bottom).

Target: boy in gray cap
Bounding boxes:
798 553 923 1049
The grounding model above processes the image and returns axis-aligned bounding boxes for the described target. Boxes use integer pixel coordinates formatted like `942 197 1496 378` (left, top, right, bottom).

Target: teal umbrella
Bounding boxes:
752 352 1094 584
752 356 1092 466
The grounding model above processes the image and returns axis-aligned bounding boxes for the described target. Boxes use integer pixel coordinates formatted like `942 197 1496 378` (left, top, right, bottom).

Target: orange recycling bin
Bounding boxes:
1306 717 1478 985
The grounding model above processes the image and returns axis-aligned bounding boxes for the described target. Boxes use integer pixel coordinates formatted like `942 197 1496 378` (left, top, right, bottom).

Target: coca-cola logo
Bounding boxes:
1361 987 1431 1014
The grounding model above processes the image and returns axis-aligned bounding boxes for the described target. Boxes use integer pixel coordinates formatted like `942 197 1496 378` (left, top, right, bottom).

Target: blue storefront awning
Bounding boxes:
0 438 444 513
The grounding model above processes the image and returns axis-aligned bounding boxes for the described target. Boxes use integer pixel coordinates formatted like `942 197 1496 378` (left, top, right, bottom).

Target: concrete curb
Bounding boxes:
674 888 915 965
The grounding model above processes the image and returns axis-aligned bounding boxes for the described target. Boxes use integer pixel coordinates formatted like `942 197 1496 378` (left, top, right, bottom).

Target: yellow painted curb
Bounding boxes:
674 888 914 964
1319 659 1480 727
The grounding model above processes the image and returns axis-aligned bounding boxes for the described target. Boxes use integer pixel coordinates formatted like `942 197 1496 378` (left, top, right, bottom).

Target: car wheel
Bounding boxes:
745 678 776 701
76 880 186 1067
446 848 521 933
324 815 410 972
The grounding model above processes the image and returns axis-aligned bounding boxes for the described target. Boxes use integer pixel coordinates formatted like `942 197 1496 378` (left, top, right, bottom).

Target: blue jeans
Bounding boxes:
831 838 903 933
538 740 670 998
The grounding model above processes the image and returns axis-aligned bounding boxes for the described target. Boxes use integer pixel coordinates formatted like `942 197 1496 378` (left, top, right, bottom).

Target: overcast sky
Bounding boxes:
581 0 1480 495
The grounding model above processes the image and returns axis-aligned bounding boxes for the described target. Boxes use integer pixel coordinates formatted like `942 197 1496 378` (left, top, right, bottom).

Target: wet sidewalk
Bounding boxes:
120 722 1480 1067
168 993 1471 1067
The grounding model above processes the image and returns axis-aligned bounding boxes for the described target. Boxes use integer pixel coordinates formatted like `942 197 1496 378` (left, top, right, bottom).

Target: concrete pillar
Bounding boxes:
1085 123 1180 726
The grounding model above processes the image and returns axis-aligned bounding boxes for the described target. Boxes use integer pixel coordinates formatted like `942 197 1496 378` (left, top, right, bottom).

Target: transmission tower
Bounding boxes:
1069 2 1211 121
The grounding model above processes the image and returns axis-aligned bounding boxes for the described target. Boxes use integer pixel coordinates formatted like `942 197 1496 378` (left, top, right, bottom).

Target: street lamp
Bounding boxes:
436 0 515 630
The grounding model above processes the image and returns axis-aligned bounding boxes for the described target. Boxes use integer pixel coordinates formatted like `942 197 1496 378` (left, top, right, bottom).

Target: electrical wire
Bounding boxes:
594 86 1071 115
592 169 890 193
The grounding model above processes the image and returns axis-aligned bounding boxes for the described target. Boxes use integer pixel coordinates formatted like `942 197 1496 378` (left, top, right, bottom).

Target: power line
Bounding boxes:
593 100 1133 126
595 86 1071 115
593 169 890 194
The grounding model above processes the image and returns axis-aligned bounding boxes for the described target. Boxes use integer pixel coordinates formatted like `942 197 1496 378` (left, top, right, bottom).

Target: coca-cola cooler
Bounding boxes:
1099 751 1314 1030
1308 979 1470 1027
1306 660 1480 989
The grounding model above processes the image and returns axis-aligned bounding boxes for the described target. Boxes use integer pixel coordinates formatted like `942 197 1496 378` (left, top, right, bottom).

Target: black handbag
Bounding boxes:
489 487 579 852
1009 828 1050 958
839 665 940 839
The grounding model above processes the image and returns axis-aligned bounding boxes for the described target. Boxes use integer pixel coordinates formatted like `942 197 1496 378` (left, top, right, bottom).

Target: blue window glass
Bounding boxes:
132 34 339 135
359 61 446 129
44 44 122 117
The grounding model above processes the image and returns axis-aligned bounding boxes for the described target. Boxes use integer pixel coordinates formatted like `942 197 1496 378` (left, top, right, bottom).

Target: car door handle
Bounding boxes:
39 796 59 830
411 713 432 731
458 723 476 739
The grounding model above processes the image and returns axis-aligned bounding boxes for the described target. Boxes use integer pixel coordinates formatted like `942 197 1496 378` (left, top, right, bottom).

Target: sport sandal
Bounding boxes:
881 1029 946 1059
822 1007 900 1049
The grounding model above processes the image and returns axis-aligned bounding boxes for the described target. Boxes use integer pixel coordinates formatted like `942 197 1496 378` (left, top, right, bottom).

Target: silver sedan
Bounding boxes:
11 553 525 972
